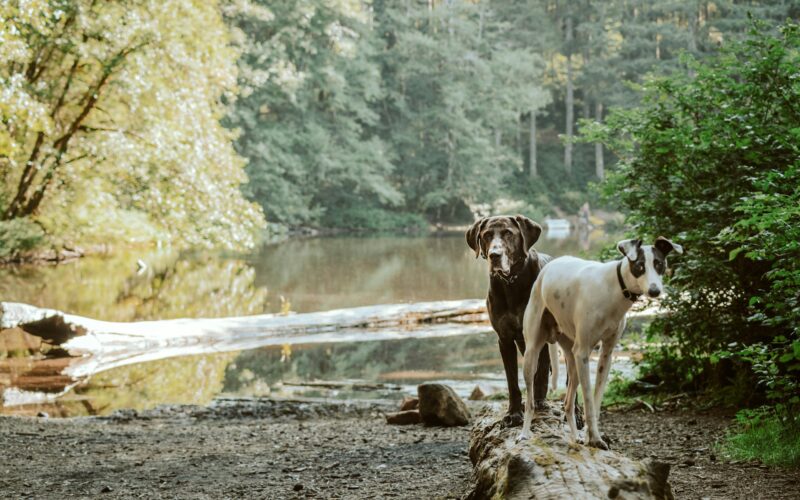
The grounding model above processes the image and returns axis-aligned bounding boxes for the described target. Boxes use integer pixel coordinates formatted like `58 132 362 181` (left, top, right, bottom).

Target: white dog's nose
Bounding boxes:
648 286 661 298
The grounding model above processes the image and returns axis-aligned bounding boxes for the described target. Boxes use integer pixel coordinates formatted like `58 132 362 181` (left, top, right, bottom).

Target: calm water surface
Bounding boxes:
0 230 626 416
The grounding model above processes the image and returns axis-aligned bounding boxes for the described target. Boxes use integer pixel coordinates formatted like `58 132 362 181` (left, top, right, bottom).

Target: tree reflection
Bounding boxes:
223 333 500 396
0 249 268 321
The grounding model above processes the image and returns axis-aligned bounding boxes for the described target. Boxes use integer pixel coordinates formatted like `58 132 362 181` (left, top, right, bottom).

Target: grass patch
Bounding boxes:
602 371 639 407
720 408 800 467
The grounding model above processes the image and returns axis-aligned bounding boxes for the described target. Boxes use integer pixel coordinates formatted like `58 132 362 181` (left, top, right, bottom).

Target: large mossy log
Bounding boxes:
468 405 673 500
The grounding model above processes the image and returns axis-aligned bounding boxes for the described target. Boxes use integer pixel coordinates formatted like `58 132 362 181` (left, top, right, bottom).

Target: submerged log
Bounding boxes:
468 405 673 500
0 300 488 379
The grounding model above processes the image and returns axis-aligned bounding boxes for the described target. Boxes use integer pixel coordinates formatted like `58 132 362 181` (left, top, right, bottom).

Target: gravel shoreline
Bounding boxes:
0 398 473 499
3 397 799 499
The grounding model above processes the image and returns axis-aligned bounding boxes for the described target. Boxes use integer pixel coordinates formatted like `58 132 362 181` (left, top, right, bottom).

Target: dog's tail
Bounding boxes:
548 342 559 393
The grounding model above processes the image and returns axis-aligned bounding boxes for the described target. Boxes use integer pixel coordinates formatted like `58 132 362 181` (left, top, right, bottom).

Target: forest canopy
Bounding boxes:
2 0 799 256
226 0 799 230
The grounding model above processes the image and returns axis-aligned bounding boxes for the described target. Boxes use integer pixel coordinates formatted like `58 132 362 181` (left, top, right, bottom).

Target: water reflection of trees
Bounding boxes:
248 233 621 313
223 333 501 394
0 250 268 321
0 234 621 320
3 353 237 417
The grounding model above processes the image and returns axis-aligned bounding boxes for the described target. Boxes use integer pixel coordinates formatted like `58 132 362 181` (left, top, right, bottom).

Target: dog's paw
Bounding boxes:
586 436 609 450
516 430 532 443
502 410 524 428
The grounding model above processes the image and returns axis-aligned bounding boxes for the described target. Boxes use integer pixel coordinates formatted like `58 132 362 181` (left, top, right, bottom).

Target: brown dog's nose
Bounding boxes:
648 286 661 298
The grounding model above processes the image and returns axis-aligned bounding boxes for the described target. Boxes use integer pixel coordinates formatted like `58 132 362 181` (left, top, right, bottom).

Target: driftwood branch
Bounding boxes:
468 405 673 499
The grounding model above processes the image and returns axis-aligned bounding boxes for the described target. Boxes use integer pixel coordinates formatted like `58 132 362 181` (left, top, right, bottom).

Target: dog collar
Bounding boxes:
616 260 640 302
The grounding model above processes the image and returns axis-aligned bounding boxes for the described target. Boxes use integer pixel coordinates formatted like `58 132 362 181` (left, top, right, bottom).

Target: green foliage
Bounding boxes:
0 218 43 259
721 407 800 467
374 1 552 219
322 207 427 232
226 0 553 227
584 21 800 410
5 1 800 250
601 372 637 407
0 0 264 254
224 0 399 227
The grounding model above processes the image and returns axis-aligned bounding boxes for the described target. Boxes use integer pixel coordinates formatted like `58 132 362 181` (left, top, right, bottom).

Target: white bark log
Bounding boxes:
0 300 487 378
468 405 673 499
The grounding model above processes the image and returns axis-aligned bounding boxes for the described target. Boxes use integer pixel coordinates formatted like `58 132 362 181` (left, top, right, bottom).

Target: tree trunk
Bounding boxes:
529 111 538 178
564 16 574 175
688 5 698 78
517 114 524 167
468 405 674 499
595 101 605 179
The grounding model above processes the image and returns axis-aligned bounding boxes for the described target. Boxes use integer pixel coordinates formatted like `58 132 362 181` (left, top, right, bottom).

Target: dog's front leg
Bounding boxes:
592 336 619 423
498 337 523 427
574 340 608 450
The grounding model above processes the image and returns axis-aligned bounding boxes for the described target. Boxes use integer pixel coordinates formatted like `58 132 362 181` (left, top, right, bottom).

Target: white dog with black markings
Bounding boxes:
518 237 683 449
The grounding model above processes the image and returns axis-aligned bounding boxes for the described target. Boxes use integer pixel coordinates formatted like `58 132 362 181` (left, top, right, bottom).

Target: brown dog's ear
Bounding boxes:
465 217 489 258
514 215 542 253
655 236 684 256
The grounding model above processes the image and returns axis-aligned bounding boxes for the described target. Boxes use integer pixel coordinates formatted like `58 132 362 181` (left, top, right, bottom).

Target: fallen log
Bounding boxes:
0 300 489 379
468 404 673 499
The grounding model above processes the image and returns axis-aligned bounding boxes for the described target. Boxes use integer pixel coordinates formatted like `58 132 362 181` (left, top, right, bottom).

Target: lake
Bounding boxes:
0 228 629 416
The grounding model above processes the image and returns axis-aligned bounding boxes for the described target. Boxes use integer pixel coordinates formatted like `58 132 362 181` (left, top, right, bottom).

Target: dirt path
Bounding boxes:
603 407 800 500
2 398 798 499
0 398 472 499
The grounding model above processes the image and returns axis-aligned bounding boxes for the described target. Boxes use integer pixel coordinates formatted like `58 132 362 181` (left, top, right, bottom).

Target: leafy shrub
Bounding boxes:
0 218 44 259
581 21 800 411
322 207 428 232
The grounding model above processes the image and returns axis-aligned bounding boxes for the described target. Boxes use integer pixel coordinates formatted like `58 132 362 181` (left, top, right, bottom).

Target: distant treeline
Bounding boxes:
225 0 799 230
1 1 798 258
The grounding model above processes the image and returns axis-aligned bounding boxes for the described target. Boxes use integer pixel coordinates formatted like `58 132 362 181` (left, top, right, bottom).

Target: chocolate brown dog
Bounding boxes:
466 215 552 426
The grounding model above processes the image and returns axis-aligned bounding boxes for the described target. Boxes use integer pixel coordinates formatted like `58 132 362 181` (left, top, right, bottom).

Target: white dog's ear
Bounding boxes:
655 236 684 255
617 238 642 261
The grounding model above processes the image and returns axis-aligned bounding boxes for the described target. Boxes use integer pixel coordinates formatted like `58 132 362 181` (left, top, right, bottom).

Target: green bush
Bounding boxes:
581 20 800 412
322 207 429 232
0 218 44 259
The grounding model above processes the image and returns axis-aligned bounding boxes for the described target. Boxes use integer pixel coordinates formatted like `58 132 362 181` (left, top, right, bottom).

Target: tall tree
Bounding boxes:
225 0 401 227
374 0 550 219
0 0 263 251
563 13 574 175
